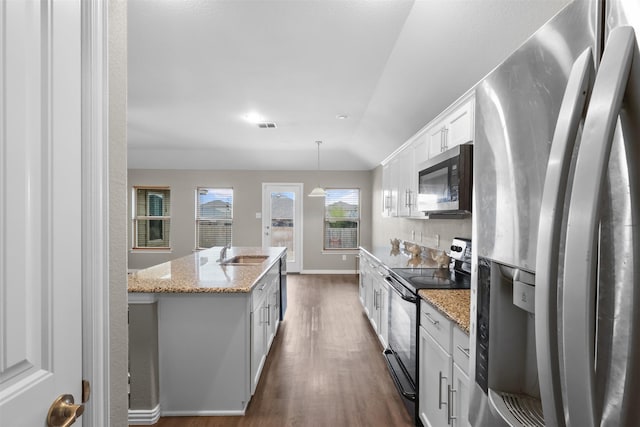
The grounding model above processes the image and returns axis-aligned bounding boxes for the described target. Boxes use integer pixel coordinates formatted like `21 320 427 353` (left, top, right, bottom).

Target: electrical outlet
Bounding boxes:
342 255 347 261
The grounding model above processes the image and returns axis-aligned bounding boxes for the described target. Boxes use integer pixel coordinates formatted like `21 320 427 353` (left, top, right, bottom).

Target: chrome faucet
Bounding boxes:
219 243 231 263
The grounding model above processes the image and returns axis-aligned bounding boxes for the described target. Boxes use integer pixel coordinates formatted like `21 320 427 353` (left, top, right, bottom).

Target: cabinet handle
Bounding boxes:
267 304 271 326
425 312 440 327
456 345 470 358
438 371 448 410
448 384 457 425
443 127 449 151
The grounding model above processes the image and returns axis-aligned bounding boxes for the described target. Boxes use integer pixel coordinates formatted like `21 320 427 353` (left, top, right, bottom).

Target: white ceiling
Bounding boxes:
127 0 570 171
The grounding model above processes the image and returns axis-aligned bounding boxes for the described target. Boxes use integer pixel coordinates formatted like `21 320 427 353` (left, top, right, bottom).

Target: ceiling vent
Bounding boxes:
257 122 277 129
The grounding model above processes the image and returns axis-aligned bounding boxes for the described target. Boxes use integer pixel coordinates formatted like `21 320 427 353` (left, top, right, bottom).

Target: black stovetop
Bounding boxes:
390 267 470 292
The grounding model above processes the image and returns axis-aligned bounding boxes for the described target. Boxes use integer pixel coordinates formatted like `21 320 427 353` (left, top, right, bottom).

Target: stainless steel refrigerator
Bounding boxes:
469 0 640 426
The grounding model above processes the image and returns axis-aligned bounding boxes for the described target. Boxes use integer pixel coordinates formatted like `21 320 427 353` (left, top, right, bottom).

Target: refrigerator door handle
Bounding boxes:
563 26 635 427
534 47 594 427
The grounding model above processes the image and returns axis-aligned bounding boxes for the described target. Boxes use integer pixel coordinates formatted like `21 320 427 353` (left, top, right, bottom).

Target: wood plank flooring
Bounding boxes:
139 274 414 427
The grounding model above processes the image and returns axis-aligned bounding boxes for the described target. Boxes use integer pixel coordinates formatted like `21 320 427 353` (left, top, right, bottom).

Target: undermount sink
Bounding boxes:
221 255 269 265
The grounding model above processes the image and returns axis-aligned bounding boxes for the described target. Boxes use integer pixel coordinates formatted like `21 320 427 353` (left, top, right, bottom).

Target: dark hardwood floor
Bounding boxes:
140 274 414 427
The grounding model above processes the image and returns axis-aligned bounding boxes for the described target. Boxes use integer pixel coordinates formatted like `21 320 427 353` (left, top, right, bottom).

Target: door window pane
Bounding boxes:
269 192 295 260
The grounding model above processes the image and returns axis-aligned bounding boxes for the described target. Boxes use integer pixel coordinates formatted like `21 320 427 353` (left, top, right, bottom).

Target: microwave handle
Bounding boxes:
534 47 594 427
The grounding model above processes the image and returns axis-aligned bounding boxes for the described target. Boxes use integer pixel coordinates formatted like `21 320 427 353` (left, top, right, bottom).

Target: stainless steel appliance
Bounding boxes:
384 238 471 424
417 144 473 215
470 1 640 426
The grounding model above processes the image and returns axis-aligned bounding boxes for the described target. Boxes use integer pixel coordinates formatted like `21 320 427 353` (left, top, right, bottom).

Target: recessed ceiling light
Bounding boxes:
244 112 265 124
336 114 349 120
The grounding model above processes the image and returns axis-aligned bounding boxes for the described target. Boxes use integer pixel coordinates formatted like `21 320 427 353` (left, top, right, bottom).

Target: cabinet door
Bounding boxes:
359 256 367 307
377 279 389 348
250 304 266 395
396 148 416 217
445 99 474 149
428 125 446 158
381 164 393 217
267 278 279 348
452 362 471 427
411 137 428 217
388 158 400 217
419 327 451 427
368 275 379 332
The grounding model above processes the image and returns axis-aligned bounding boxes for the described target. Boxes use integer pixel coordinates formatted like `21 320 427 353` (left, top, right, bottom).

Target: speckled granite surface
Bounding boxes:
418 289 470 334
128 247 286 293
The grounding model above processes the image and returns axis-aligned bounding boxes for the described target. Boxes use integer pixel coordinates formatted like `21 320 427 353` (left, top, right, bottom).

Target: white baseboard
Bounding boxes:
160 409 246 416
300 270 358 275
128 404 161 425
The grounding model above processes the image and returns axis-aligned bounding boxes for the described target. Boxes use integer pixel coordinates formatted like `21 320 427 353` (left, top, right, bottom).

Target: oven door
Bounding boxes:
383 275 418 403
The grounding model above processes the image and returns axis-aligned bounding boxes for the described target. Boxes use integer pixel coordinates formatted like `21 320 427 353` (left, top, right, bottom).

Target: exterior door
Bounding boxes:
0 1 84 426
262 184 302 272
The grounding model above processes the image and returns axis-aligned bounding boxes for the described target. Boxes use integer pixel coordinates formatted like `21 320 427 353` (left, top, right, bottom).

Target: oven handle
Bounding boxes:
385 276 418 303
383 349 416 401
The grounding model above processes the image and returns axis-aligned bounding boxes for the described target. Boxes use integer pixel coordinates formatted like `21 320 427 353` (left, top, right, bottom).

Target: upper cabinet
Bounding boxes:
381 91 475 218
427 94 475 158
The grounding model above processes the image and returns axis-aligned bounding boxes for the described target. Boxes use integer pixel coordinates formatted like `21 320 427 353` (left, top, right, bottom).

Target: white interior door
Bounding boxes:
0 1 84 426
262 184 303 272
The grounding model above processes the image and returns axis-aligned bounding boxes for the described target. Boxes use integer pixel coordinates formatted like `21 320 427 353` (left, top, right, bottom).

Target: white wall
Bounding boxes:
128 169 372 272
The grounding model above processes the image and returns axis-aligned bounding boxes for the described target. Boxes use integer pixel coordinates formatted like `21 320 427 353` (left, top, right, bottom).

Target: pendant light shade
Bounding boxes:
308 141 326 197
308 186 327 197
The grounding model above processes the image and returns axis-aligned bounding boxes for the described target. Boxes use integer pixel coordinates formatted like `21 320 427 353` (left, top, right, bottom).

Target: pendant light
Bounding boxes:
308 141 327 197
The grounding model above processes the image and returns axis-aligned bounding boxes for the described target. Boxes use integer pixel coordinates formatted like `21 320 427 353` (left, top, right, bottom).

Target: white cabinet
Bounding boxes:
419 327 451 427
377 279 389 348
451 325 471 427
452 363 470 427
381 91 474 218
382 159 401 217
382 146 419 218
250 264 280 395
396 148 418 217
359 249 389 348
419 300 471 427
427 96 474 159
250 289 267 395
370 267 389 348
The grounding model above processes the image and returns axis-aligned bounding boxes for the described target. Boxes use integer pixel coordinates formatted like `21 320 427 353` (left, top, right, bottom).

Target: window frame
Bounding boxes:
323 188 360 251
132 186 171 250
195 187 234 250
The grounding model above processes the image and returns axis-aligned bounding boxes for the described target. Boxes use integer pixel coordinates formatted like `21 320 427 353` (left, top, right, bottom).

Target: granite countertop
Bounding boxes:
128 246 286 293
418 289 470 334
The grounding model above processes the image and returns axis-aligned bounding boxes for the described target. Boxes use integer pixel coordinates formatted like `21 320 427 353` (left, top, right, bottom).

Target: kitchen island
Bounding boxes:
128 246 287 423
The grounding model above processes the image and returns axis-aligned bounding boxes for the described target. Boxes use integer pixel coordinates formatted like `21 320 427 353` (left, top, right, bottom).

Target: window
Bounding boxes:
133 187 171 249
196 188 233 249
324 188 360 250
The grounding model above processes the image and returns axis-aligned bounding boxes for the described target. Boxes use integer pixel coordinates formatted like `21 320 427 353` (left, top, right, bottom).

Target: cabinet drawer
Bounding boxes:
452 325 470 375
420 301 451 351
252 280 269 311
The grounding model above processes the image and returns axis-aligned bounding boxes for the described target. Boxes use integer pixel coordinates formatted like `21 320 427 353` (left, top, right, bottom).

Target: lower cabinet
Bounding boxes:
419 300 470 427
359 249 389 348
419 327 451 427
250 264 280 395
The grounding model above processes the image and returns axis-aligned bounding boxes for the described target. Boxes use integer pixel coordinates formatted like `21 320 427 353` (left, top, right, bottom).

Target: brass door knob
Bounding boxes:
47 394 84 427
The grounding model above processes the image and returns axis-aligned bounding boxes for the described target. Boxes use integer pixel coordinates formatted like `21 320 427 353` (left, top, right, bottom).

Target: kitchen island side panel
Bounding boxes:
158 293 251 415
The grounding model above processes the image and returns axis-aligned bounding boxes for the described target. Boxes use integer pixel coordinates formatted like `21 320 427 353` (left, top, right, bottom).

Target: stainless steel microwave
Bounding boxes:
417 144 473 215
